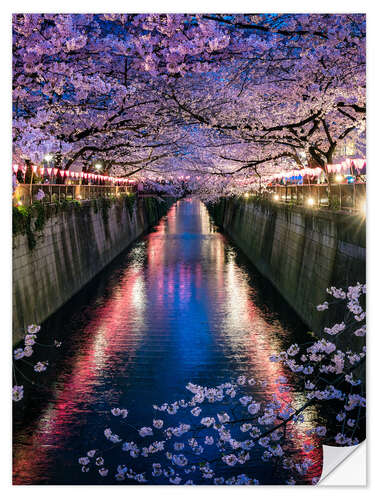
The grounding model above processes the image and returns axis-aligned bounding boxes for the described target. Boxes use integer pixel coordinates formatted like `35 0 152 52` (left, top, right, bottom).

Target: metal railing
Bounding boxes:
13 183 137 207
266 183 366 212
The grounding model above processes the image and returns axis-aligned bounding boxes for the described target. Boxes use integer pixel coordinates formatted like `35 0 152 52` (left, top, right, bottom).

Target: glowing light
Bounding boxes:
307 197 314 206
44 153 53 162
362 201 366 216
17 201 23 206
335 175 343 183
95 163 102 170
273 194 279 201
244 192 249 198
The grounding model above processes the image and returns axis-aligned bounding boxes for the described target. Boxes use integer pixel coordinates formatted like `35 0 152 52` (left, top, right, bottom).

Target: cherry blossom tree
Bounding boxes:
13 14 365 190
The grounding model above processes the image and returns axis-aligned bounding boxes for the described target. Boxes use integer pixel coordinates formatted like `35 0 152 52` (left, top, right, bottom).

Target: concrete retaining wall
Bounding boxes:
208 198 366 335
13 196 172 343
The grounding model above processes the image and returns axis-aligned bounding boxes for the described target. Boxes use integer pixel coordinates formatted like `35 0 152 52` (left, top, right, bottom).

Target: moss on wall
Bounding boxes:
12 195 173 343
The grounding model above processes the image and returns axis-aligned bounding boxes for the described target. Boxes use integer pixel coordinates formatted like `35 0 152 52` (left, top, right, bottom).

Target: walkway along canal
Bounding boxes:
13 198 323 484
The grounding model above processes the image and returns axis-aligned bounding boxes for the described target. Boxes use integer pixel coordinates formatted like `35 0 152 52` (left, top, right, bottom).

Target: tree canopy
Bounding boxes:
13 14 366 191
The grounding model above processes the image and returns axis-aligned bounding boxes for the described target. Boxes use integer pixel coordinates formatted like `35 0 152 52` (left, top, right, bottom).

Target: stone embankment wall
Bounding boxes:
208 198 366 336
13 196 173 343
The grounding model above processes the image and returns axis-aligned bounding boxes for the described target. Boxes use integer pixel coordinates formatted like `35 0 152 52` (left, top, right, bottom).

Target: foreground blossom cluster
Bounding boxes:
12 324 61 402
77 284 365 485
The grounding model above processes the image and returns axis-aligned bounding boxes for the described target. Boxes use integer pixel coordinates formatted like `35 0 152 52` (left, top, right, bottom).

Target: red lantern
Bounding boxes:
353 159 365 171
47 168 52 176
53 168 59 176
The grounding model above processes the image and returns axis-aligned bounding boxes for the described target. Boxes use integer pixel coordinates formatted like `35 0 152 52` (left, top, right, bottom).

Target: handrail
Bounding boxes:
13 183 137 207
264 183 366 212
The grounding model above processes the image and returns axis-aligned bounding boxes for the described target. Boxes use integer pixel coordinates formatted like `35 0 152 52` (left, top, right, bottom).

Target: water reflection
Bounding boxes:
13 198 322 484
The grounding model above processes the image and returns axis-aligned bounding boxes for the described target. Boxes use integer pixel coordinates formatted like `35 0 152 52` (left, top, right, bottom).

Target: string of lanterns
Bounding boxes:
272 159 366 182
12 164 137 185
326 158 366 174
233 158 366 186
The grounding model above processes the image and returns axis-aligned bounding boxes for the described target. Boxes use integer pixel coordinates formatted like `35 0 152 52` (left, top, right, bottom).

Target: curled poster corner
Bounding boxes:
318 441 366 486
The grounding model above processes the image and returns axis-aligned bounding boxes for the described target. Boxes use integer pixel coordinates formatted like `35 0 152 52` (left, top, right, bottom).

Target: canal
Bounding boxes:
13 198 322 485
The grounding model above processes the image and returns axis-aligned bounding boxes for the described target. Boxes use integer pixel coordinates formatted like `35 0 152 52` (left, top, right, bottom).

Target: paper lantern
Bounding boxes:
32 165 38 174
53 168 59 176
12 164 19 174
353 159 366 171
47 168 52 176
344 158 352 170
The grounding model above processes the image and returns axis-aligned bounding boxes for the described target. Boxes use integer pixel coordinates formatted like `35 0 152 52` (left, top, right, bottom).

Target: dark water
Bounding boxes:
13 199 322 484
